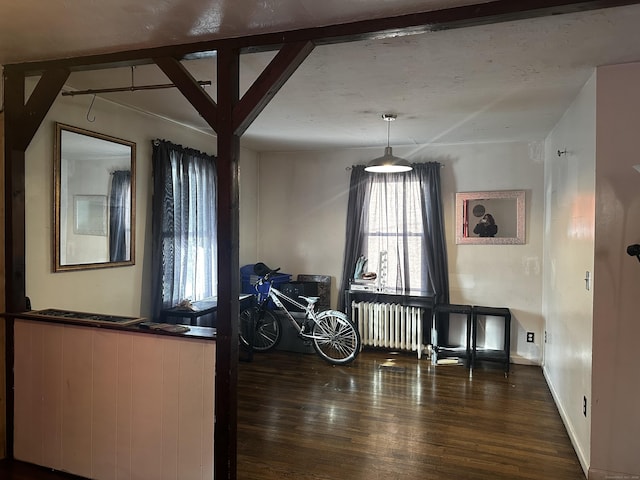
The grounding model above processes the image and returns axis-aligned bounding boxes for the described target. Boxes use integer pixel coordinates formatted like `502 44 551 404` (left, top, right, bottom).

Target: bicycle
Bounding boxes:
239 262 361 365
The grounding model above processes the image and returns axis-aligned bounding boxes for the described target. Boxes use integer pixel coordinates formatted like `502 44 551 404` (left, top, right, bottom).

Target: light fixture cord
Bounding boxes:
386 118 391 148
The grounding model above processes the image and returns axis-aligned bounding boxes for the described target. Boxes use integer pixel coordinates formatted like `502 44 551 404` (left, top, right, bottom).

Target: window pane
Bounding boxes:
365 177 424 294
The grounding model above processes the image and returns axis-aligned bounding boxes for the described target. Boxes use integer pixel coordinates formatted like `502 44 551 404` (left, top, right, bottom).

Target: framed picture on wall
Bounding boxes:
74 195 107 236
455 190 525 244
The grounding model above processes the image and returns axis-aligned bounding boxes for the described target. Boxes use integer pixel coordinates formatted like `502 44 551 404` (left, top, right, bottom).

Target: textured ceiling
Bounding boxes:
4 2 640 152
0 0 476 64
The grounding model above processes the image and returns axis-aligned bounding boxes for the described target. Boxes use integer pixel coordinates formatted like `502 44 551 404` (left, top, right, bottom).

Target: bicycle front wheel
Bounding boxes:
239 308 281 352
311 310 361 365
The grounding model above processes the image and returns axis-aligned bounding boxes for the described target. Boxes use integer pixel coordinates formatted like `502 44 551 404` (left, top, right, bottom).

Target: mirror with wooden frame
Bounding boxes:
455 190 525 245
54 123 136 271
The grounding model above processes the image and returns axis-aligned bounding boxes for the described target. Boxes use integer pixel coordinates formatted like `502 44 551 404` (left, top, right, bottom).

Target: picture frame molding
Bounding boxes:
455 190 526 245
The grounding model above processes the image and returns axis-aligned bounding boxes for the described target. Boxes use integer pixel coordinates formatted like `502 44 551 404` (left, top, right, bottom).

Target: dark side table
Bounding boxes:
471 306 511 375
161 294 253 326
431 303 472 366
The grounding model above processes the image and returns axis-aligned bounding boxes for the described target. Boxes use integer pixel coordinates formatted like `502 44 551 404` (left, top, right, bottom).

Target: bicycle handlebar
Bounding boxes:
264 269 280 281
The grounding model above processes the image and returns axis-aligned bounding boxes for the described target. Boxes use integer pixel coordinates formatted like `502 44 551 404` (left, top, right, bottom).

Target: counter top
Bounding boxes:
7 309 216 340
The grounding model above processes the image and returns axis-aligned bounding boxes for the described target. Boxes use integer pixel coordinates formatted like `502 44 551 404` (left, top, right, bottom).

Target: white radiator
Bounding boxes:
351 301 424 359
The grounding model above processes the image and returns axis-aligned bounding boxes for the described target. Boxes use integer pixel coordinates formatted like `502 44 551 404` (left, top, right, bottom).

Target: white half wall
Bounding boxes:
14 320 215 480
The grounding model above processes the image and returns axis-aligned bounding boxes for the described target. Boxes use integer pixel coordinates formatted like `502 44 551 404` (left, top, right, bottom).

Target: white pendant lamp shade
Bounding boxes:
365 114 412 173
365 146 413 173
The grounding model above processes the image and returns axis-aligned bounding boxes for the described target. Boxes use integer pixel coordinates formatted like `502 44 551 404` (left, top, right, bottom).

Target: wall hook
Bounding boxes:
557 149 567 157
86 94 97 122
627 244 640 263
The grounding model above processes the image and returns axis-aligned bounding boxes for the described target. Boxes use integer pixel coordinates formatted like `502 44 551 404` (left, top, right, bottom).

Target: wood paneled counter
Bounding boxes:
14 308 217 340
12 316 215 480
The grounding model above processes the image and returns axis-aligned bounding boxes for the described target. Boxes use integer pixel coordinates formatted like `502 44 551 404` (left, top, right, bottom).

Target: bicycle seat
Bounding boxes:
254 262 280 277
299 295 320 305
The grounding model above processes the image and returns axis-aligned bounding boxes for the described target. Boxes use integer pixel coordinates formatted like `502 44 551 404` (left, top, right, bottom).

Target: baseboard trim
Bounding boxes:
588 467 639 480
542 365 589 478
510 353 540 366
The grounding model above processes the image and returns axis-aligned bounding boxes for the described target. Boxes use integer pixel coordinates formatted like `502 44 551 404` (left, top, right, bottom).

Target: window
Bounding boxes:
151 140 217 320
365 176 426 294
167 156 217 301
339 162 449 309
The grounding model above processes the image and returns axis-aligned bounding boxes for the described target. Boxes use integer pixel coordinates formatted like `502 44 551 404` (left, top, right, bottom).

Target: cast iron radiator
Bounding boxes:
350 301 424 359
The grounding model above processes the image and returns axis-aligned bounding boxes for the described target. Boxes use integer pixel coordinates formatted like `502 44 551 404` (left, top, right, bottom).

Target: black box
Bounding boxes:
279 281 318 311
275 312 315 354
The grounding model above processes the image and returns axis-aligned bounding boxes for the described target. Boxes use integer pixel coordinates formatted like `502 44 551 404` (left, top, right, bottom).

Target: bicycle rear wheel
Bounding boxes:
311 310 361 365
239 308 282 352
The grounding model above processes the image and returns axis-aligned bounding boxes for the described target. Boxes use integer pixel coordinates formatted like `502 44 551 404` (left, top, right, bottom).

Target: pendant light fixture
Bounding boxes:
365 113 412 173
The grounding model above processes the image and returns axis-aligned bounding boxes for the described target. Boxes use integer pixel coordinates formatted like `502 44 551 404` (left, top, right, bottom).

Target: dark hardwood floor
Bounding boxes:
0 349 585 480
237 349 585 480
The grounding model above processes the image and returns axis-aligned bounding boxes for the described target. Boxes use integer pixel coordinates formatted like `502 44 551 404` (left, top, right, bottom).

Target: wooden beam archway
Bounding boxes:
4 2 640 478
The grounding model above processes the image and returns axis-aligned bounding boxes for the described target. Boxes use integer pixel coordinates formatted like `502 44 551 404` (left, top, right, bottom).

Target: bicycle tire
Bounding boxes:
239 308 282 352
311 310 361 365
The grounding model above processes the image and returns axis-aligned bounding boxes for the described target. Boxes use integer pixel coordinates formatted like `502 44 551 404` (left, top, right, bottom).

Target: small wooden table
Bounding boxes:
160 294 254 326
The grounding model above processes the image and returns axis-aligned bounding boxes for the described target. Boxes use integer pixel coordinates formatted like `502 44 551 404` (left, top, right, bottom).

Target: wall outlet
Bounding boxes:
544 330 547 343
583 396 587 417
526 331 534 343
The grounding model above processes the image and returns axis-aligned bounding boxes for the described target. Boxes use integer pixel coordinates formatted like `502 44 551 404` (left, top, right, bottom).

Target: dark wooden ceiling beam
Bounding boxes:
5 0 640 75
15 68 70 150
153 56 218 131
233 40 315 136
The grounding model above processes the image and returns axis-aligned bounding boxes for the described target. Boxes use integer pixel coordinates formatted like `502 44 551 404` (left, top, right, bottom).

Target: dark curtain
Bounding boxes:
109 170 131 262
338 162 449 310
338 166 372 310
415 162 450 305
151 140 217 321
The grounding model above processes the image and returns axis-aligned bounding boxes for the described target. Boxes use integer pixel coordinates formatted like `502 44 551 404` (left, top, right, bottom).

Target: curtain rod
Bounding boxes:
61 80 211 96
346 163 444 171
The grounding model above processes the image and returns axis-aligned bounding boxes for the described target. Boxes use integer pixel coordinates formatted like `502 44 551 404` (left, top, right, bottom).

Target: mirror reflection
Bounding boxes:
455 190 525 245
54 123 136 271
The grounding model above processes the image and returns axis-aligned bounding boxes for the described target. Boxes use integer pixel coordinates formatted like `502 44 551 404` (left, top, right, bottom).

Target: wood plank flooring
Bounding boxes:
0 349 585 479
237 349 585 480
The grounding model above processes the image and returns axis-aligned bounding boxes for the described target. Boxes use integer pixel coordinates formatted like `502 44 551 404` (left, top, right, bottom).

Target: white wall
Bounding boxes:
255 149 354 305
258 140 545 364
239 148 259 265
25 93 258 318
543 63 640 479
543 73 596 475
590 63 640 479
442 142 544 364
